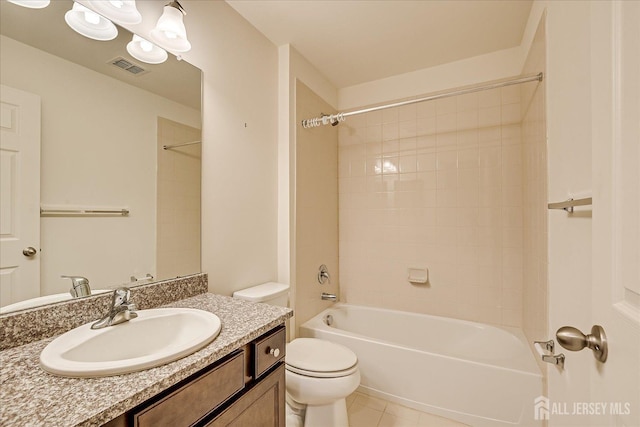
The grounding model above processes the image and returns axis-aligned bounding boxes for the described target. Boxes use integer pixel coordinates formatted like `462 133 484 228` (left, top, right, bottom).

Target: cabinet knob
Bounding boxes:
268 347 280 358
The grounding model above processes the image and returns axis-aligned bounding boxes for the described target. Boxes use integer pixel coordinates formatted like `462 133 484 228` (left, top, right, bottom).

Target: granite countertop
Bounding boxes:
0 293 292 427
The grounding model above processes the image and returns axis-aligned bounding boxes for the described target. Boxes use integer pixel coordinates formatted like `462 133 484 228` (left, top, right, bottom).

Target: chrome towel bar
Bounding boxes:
547 197 592 213
40 208 129 216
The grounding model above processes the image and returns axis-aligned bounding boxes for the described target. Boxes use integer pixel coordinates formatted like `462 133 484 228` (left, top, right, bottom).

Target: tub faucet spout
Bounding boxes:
91 287 137 329
321 292 338 302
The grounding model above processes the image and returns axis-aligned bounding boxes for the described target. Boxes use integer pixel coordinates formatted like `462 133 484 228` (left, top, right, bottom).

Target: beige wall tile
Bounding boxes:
338 78 535 328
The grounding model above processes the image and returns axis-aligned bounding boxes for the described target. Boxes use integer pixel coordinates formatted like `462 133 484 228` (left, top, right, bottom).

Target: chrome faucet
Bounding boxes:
321 292 338 302
91 287 138 329
61 275 91 298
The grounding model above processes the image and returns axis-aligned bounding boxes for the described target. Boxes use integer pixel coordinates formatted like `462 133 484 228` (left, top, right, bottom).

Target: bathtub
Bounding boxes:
299 304 542 426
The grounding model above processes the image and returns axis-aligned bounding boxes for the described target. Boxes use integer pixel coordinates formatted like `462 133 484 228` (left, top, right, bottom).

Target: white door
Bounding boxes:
591 1 640 426
0 85 41 307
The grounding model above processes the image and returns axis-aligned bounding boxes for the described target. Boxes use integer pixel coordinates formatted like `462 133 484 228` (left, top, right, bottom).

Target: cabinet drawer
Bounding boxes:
253 326 285 378
133 350 245 427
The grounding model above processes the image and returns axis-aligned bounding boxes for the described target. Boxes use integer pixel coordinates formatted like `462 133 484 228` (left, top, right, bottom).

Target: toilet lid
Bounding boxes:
285 338 357 374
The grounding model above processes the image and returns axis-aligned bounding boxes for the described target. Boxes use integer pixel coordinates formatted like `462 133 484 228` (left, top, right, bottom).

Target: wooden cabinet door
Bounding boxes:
204 364 285 427
133 351 245 427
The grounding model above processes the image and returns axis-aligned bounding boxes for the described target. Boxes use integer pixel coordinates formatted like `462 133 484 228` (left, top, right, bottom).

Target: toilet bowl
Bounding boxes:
285 338 360 427
232 284 360 427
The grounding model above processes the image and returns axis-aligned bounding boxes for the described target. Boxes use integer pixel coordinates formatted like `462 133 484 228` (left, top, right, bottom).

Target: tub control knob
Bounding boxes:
269 347 280 358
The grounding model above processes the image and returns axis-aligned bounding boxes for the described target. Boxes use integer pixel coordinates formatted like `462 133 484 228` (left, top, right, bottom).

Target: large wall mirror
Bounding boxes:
0 0 202 313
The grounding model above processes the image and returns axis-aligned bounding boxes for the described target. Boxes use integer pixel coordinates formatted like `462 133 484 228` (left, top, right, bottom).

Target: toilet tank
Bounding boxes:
232 282 289 307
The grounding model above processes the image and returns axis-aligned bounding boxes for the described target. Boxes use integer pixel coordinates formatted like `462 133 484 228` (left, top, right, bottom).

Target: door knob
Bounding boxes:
556 325 607 363
22 247 37 257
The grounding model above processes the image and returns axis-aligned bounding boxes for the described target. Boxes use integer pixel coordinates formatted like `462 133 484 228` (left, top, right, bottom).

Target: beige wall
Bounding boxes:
338 83 526 327
294 81 339 334
0 35 200 295
91 0 280 296
529 2 594 423
156 118 201 280
522 2 640 426
338 47 525 111
177 1 279 297
277 44 338 299
521 15 548 379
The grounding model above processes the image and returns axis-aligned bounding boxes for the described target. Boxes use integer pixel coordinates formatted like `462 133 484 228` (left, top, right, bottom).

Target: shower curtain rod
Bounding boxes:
301 72 543 129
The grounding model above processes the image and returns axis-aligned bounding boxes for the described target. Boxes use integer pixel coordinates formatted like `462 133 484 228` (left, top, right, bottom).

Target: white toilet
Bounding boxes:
233 283 360 427
285 338 360 427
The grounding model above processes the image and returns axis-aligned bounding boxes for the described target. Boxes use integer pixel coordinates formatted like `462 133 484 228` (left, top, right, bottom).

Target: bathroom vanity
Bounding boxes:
106 326 286 427
0 275 292 427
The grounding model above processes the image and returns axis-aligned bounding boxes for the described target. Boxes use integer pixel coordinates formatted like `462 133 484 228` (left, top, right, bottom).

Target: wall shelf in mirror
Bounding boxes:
40 207 130 217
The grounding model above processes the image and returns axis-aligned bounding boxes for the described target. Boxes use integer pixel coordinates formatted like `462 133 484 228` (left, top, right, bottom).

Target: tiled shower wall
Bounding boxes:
338 85 525 327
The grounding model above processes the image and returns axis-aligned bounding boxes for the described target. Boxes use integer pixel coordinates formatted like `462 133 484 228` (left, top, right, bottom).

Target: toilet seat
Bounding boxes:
286 338 358 378
286 363 359 378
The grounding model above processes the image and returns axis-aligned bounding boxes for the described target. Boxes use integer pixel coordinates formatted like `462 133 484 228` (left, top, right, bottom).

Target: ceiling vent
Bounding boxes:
108 57 148 76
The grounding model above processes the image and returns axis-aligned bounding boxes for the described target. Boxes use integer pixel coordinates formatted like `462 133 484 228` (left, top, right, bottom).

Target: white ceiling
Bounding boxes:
227 0 533 88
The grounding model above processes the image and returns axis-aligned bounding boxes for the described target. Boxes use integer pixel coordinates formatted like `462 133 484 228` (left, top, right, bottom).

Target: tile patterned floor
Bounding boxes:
346 392 469 427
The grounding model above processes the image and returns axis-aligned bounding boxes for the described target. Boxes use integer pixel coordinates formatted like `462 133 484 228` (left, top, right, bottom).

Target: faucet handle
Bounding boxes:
534 339 555 354
61 275 88 280
111 287 132 306
318 264 331 284
91 287 137 329
110 288 137 318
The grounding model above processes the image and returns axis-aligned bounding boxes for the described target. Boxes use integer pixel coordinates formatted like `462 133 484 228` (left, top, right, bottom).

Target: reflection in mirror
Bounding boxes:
0 0 202 313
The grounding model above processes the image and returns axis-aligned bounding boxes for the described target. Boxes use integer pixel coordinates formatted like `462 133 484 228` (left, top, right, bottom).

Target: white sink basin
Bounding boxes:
40 308 221 377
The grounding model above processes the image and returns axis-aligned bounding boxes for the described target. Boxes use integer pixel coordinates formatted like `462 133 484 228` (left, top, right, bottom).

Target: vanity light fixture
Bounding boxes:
87 0 142 25
7 0 50 8
65 2 118 41
126 35 168 64
150 0 191 53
